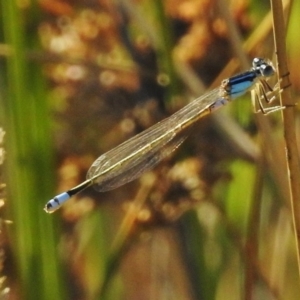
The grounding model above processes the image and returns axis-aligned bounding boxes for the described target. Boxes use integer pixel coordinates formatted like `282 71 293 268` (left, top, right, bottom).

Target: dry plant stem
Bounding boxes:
111 175 156 254
270 0 300 279
211 10 273 298
98 176 156 298
217 0 248 67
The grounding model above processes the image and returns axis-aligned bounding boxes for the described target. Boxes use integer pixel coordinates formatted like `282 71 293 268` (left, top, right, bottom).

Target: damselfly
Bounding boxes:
45 58 278 213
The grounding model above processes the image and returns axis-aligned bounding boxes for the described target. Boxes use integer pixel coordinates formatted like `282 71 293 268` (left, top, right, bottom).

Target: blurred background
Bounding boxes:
1 0 300 299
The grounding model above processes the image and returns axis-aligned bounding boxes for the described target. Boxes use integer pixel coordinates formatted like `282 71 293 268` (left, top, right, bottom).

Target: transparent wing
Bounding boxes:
87 88 220 192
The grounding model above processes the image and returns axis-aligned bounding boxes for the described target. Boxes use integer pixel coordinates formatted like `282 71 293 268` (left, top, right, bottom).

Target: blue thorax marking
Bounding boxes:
228 71 257 98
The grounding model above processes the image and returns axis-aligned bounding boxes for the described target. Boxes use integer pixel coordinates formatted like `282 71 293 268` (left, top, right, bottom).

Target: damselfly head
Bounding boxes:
252 57 275 78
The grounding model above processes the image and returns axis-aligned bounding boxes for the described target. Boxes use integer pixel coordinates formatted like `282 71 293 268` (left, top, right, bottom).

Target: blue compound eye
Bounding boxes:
260 64 275 77
252 57 264 68
252 58 275 77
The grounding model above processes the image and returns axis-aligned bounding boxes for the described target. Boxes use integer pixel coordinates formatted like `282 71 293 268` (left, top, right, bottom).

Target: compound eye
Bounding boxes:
252 57 264 68
260 64 275 77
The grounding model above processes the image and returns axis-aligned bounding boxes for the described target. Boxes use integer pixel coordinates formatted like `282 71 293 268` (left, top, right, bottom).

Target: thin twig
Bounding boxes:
98 174 156 298
270 0 300 279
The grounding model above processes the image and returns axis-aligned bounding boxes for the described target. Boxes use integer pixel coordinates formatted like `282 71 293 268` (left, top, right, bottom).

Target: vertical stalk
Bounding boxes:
270 0 300 279
1 1 64 299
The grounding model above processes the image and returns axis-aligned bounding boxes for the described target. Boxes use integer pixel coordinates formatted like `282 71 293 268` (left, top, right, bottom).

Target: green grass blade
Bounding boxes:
1 2 65 299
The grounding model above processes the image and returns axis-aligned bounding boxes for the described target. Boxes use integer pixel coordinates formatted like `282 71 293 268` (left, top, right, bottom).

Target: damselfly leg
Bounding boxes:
252 72 291 114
